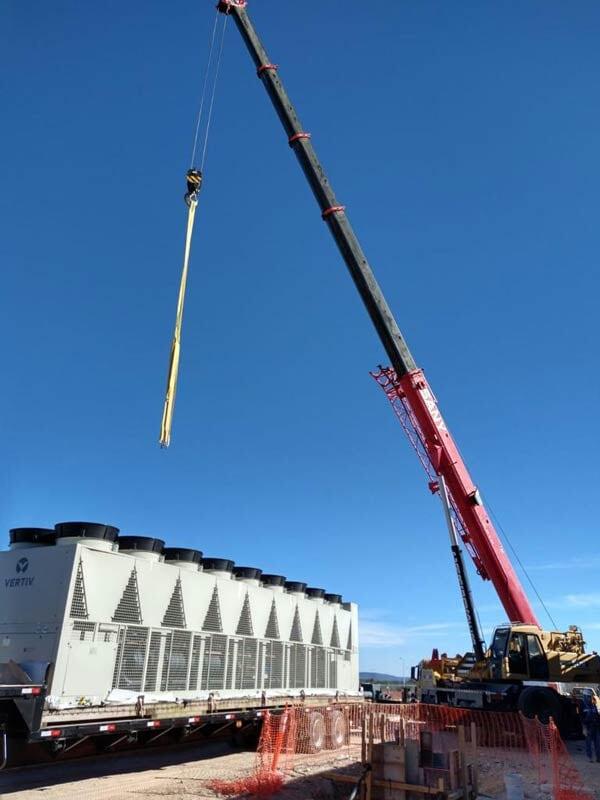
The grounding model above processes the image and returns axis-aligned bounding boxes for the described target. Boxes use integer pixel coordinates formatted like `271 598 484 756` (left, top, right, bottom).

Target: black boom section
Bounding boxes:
219 1 417 378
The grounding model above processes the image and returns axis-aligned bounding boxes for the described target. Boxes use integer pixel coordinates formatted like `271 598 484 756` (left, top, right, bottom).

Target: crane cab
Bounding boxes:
487 625 550 681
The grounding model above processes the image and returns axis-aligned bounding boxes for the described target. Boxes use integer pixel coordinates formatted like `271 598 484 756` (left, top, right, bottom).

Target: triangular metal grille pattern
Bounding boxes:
69 559 89 619
264 599 280 639
346 622 353 651
112 567 142 624
311 609 323 645
330 616 341 649
162 576 186 628
289 605 303 642
202 585 223 632
236 593 254 636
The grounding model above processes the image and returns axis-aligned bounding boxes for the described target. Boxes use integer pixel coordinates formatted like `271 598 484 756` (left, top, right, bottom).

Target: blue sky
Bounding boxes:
3 1 600 675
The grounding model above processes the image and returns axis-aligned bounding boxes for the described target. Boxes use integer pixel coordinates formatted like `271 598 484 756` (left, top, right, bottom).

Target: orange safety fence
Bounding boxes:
211 702 595 799
521 713 594 800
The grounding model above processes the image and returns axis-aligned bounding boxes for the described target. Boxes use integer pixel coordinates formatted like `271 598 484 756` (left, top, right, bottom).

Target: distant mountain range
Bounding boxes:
360 671 404 683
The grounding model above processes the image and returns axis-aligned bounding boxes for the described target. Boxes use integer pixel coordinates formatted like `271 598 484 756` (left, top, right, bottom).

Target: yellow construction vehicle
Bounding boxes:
413 622 600 734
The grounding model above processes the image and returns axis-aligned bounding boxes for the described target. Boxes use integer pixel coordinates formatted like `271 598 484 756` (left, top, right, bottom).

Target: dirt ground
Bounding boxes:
0 740 598 800
567 740 600 798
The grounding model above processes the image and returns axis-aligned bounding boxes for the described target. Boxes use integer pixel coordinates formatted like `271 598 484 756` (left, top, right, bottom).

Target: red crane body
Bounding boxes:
219 0 540 628
374 367 538 626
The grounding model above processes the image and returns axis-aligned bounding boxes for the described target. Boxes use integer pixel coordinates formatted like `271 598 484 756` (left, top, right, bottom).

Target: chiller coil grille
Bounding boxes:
236 593 254 637
162 577 186 629
189 634 203 691
112 568 142 624
202 586 223 633
329 651 338 687
69 560 89 619
310 646 326 688
289 606 303 642
166 630 192 690
117 626 149 691
144 631 164 692
226 638 236 689
264 599 280 639
202 634 227 690
265 641 284 689
242 638 258 689
289 643 306 688
160 632 173 690
257 642 265 690
330 616 340 649
311 609 323 645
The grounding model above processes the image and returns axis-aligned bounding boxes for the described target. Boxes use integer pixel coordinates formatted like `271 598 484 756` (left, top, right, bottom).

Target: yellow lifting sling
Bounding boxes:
159 171 202 447
158 9 227 447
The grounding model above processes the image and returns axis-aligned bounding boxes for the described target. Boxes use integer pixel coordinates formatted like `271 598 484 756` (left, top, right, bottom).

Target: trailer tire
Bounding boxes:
297 711 326 754
325 709 346 750
518 687 562 727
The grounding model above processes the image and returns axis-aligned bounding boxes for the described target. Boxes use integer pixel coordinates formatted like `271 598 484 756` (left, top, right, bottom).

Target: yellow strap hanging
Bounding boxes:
159 195 198 448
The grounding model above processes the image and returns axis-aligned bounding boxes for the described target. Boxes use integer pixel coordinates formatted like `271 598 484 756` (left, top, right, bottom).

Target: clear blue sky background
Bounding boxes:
3 1 599 676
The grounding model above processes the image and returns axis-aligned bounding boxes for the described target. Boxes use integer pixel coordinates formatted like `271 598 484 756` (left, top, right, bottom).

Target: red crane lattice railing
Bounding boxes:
370 366 481 571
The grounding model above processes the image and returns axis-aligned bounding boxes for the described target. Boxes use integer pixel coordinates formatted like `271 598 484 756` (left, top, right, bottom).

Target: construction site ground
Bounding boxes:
1 739 598 800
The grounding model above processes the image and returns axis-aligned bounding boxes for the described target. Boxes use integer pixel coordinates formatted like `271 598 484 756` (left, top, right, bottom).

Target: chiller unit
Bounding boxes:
1 522 358 713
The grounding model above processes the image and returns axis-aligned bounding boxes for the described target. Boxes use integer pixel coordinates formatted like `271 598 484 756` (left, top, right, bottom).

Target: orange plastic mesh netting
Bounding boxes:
521 713 594 800
211 702 594 799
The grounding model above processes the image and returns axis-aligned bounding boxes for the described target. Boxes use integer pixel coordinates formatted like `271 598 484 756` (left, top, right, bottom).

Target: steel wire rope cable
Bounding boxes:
159 11 228 447
480 490 558 629
200 12 228 170
190 10 220 168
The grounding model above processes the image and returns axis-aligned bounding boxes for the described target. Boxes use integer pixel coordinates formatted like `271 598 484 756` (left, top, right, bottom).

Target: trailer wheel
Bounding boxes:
518 687 562 727
325 709 346 750
297 711 326 754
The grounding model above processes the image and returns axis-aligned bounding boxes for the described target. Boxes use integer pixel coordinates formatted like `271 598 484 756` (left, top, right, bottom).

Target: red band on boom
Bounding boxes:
288 132 311 146
257 63 278 75
321 205 346 220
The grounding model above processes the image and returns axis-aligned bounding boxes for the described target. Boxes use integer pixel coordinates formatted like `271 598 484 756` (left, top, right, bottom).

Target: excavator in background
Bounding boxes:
218 1 600 731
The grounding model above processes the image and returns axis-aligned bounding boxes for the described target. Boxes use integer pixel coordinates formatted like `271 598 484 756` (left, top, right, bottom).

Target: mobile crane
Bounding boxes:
218 1 600 729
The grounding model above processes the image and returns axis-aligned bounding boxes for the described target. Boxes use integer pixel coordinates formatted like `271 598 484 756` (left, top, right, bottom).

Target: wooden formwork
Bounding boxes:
325 712 479 800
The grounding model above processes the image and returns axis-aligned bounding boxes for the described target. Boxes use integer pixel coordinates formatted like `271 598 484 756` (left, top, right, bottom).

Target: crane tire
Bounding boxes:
518 687 563 727
325 709 347 750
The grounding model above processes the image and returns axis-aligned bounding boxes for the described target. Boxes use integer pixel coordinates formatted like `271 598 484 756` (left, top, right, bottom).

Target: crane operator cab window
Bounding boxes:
507 632 528 676
525 633 549 680
490 628 510 661
490 628 549 680
489 627 510 679
507 632 550 679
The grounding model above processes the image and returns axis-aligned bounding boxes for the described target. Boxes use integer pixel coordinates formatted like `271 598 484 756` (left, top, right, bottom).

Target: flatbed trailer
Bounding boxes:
1 684 362 766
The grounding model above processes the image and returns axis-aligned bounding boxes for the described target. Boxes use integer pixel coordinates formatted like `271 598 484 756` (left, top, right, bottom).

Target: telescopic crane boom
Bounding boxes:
437 476 486 661
217 0 539 627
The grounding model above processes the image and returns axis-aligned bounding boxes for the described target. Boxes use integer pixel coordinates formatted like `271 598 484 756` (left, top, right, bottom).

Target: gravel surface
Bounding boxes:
0 742 250 800
1 740 598 800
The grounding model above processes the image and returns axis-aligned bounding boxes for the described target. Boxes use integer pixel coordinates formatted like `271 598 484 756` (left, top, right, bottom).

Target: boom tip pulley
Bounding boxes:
217 0 247 13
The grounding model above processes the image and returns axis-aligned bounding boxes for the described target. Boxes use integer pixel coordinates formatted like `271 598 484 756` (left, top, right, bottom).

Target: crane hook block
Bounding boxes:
185 169 203 207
